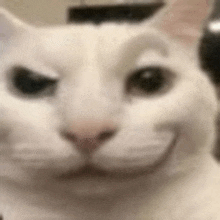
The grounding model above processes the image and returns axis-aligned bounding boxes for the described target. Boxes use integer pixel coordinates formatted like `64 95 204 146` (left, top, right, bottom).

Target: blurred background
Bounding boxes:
0 0 210 48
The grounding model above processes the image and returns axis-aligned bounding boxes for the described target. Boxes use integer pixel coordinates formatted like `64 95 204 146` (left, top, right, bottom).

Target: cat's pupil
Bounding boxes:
12 67 57 96
127 67 165 95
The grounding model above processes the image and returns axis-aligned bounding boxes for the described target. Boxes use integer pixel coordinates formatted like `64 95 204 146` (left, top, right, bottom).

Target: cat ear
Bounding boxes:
143 5 176 39
148 0 210 47
0 8 31 43
147 4 171 29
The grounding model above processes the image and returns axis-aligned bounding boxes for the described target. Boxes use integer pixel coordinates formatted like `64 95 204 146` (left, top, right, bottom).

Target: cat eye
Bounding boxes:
126 66 170 96
11 67 57 97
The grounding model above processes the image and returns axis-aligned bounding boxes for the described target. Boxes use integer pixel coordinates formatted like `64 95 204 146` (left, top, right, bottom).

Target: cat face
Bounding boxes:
0 9 217 195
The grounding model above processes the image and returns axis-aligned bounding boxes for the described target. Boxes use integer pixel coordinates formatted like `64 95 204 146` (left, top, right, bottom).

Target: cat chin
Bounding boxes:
50 173 152 197
55 178 131 196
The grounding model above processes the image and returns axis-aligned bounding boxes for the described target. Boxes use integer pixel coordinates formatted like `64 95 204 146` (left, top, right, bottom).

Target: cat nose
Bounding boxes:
61 120 118 154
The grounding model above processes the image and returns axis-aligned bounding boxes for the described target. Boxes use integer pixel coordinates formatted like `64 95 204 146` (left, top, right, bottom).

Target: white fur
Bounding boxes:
0 8 220 220
209 20 220 33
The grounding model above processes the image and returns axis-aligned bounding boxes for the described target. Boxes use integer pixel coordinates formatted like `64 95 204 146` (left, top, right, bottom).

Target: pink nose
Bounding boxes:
61 120 118 154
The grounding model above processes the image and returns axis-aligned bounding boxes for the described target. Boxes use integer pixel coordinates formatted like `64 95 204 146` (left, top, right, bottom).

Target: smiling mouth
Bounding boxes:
57 165 146 181
58 165 109 180
57 134 178 181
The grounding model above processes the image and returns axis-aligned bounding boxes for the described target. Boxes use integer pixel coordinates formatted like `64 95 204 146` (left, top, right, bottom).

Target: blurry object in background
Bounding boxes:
68 0 165 24
199 0 220 84
199 0 220 161
215 117 220 160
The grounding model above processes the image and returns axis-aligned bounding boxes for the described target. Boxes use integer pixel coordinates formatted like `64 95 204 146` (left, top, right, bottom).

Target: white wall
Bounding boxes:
0 0 4 7
4 0 79 25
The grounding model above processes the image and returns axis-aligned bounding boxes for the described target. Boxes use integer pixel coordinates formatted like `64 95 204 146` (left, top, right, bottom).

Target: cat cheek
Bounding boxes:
94 130 176 171
8 141 84 173
10 143 52 168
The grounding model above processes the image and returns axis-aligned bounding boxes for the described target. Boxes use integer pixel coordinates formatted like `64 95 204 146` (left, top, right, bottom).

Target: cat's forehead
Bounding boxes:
5 23 170 71
40 23 151 46
36 23 158 58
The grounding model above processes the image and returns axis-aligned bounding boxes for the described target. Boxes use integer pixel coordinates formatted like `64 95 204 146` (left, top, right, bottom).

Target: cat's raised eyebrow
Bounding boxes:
115 31 170 69
108 31 170 76
124 31 169 58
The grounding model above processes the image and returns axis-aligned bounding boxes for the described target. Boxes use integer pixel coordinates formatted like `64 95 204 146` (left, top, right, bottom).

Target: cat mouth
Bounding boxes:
56 165 150 181
56 133 178 181
58 165 109 180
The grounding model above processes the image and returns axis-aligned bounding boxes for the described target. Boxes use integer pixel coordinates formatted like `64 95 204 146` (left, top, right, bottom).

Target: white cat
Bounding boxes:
0 7 220 220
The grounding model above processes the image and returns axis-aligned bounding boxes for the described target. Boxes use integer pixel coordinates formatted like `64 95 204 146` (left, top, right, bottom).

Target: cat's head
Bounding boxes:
0 8 217 195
